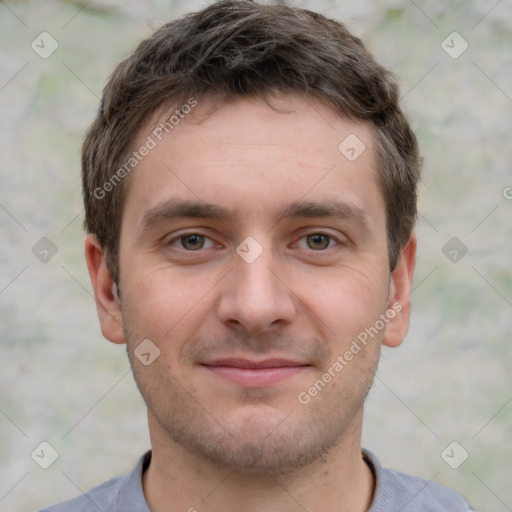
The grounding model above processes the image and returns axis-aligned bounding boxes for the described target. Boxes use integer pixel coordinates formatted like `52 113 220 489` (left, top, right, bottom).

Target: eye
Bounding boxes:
296 233 339 251
169 233 215 251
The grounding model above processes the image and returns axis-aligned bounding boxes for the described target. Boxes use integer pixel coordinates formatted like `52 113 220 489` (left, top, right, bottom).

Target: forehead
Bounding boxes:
122 93 383 228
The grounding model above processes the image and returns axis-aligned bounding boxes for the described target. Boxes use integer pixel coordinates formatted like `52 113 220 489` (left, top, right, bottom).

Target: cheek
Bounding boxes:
297 266 389 341
123 265 219 343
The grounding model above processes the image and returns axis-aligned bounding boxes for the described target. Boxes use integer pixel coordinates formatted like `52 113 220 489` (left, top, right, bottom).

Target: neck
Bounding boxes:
142 410 375 512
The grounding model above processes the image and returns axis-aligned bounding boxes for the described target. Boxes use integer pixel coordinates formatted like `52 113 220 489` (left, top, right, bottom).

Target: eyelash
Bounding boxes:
165 230 344 252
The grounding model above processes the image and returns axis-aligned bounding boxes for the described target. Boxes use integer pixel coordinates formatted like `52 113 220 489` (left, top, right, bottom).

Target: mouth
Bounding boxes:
201 358 311 388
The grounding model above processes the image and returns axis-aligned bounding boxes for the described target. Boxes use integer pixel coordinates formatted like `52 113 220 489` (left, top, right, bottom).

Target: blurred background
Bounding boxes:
1 1 511 511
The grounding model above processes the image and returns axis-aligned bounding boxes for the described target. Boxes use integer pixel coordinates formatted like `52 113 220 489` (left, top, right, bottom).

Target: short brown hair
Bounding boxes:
82 0 421 285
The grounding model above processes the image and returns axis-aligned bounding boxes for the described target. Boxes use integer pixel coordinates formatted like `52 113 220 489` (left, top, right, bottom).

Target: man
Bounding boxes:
40 1 475 510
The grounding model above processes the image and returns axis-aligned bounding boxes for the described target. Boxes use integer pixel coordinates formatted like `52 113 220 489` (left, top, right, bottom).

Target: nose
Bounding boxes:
216 244 296 337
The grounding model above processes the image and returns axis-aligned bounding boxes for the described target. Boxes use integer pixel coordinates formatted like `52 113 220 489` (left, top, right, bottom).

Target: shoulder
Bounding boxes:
36 451 151 512
363 449 476 512
37 472 128 512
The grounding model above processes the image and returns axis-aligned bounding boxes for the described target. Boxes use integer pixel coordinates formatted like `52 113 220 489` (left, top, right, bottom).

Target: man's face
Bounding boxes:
100 94 411 475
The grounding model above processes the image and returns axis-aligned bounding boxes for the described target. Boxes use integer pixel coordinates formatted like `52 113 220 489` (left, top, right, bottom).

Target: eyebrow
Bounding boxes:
140 198 369 231
278 200 368 224
140 200 233 230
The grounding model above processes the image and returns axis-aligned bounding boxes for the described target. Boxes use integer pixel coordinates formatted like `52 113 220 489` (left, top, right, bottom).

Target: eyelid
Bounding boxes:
163 228 347 251
165 229 217 249
292 230 347 249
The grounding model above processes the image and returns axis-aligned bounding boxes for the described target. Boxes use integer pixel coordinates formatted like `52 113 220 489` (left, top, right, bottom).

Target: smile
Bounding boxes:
201 358 310 387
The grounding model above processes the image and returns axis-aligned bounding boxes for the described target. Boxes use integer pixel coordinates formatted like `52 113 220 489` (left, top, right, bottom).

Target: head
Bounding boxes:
84 0 420 476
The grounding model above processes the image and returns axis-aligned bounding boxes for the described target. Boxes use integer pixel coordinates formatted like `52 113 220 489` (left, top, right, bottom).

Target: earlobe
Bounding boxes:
382 233 417 348
84 234 126 344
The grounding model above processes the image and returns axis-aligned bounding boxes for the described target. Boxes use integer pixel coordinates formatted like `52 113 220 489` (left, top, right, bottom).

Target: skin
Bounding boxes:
85 93 416 512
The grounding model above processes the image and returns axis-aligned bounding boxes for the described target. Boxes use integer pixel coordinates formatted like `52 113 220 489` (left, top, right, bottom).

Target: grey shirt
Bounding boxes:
38 449 475 511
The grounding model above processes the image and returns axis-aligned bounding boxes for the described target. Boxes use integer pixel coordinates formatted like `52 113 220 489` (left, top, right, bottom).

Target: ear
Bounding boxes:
84 234 126 345
382 233 417 348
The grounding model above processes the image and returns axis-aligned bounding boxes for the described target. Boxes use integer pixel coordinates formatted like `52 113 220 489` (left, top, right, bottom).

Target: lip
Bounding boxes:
201 358 310 387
